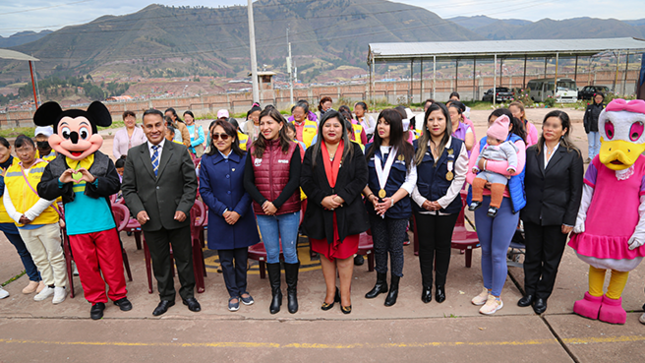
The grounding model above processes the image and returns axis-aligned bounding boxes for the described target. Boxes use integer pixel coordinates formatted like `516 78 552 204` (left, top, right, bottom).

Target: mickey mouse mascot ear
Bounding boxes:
569 99 645 325
35 101 132 320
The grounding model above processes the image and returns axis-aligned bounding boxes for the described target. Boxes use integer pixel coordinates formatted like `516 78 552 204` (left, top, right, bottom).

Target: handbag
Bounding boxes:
193 125 205 157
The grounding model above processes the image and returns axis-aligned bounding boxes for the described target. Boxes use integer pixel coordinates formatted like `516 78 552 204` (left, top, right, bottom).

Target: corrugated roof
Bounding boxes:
368 37 645 63
0 48 39 61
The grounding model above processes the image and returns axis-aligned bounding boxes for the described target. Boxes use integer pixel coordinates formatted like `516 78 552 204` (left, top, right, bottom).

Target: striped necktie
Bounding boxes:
151 145 160 176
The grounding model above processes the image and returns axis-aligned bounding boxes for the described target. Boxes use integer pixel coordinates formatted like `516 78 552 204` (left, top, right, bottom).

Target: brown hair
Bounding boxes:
415 103 453 166
252 108 292 158
122 110 136 119
318 96 332 112
509 101 526 122
206 120 243 157
536 110 581 157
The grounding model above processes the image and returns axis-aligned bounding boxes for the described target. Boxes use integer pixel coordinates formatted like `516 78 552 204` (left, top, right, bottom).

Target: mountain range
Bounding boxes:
0 30 52 48
448 15 645 40
0 0 643 85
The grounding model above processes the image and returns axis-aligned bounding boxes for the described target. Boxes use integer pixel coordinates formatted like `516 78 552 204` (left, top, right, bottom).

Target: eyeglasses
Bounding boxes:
212 133 230 141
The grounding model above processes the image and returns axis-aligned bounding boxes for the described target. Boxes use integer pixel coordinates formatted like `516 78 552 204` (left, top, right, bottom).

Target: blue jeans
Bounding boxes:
256 212 300 264
4 231 41 282
474 196 518 297
588 131 601 160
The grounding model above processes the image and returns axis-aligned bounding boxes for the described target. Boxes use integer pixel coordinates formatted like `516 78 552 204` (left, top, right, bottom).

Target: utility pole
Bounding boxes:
286 27 294 105
247 0 260 103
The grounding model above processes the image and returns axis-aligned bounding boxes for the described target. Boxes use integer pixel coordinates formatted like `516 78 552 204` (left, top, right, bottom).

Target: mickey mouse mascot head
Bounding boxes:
569 98 645 325
35 101 132 320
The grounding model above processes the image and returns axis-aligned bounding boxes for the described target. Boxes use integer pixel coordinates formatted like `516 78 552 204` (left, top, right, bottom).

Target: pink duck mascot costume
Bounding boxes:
569 99 645 324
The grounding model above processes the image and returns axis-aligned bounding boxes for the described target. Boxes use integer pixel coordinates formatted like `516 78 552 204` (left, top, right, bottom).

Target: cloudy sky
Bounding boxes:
0 0 641 37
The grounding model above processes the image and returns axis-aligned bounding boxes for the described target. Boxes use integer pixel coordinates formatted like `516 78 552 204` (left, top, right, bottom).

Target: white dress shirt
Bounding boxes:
543 142 560 169
148 138 166 160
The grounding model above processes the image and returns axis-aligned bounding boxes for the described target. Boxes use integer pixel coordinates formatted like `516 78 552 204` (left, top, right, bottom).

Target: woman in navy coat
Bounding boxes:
199 120 260 312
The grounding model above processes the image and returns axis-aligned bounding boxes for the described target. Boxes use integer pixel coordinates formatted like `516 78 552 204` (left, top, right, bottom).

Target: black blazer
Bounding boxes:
300 142 370 244
122 140 197 232
521 144 583 226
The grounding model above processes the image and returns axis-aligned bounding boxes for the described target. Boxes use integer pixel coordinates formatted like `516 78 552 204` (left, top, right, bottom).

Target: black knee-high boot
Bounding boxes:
267 263 282 314
284 262 300 314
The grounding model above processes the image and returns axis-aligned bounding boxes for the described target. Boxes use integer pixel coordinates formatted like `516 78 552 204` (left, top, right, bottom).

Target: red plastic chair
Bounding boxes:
193 199 207 248
123 218 143 250
110 203 134 281
248 242 287 279
356 231 375 271
190 201 207 293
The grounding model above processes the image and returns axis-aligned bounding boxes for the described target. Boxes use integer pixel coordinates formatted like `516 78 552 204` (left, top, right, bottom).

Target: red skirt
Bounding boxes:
310 213 359 261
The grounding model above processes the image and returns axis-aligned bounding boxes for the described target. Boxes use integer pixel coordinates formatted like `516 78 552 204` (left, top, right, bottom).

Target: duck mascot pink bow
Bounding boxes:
569 98 645 324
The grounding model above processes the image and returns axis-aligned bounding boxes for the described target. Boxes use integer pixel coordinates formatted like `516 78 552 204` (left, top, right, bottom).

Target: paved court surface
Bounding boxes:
0 107 643 362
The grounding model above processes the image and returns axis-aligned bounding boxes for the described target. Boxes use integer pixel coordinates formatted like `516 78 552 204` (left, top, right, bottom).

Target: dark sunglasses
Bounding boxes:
212 133 230 141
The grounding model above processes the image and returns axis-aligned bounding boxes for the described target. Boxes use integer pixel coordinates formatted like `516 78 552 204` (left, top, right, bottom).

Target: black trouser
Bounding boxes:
522 220 568 300
144 225 195 302
415 212 459 288
218 247 249 298
369 214 408 277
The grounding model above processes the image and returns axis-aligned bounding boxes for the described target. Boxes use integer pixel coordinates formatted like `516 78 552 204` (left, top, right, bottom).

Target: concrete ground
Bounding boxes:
0 107 643 362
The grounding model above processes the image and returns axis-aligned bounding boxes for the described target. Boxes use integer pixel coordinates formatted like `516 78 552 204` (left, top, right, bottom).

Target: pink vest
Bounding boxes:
250 139 301 215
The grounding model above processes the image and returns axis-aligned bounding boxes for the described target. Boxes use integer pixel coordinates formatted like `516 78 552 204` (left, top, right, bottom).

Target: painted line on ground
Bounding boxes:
1 335 643 349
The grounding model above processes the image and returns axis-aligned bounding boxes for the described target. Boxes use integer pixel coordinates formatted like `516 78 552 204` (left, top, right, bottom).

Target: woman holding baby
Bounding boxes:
467 109 527 315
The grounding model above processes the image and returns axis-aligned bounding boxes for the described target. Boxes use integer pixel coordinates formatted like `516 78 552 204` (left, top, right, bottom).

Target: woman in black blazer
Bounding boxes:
301 110 370 314
519 110 583 314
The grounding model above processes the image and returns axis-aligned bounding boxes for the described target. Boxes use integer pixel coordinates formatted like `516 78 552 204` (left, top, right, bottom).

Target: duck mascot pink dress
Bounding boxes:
569 98 645 324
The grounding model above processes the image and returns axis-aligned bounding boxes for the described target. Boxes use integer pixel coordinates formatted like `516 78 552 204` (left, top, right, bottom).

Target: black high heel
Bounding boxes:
321 287 340 311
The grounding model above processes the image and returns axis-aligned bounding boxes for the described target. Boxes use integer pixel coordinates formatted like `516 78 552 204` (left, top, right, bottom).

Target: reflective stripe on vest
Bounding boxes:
5 161 59 226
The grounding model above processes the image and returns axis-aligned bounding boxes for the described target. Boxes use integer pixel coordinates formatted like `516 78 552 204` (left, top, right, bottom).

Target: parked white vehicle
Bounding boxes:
527 78 578 103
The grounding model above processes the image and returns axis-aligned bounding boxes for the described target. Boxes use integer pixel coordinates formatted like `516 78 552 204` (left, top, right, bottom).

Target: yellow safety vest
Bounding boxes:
351 124 364 147
4 160 59 226
294 120 318 148
238 132 249 151
36 150 57 163
0 158 19 224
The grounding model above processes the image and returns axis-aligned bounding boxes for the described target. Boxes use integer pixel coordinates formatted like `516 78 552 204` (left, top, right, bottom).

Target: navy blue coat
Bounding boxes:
199 151 260 250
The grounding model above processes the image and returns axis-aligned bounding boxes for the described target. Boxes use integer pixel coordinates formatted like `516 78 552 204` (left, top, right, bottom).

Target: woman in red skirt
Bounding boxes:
301 110 370 314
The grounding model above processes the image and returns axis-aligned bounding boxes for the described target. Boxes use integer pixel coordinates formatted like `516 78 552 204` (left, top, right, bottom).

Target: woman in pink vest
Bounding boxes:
244 108 302 315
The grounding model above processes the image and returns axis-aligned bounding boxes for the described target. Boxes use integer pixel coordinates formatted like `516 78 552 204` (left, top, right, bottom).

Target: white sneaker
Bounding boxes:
471 287 490 306
52 287 67 304
0 286 9 299
639 313 645 325
479 295 504 315
34 286 55 301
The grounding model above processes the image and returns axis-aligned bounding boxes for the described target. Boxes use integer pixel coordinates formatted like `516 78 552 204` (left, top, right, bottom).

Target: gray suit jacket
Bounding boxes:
122 140 197 232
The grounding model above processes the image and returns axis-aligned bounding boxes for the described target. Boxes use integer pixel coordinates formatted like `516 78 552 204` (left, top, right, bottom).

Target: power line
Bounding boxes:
0 0 95 16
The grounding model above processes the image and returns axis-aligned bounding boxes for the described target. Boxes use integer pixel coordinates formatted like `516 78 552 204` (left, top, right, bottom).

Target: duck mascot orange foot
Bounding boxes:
569 99 645 324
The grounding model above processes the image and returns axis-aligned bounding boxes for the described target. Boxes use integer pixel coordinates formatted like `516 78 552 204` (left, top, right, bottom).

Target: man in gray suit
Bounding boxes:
122 109 200 316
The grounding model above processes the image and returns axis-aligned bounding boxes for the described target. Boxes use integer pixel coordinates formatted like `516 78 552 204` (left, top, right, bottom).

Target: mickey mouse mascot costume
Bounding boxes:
36 101 132 320
569 98 645 325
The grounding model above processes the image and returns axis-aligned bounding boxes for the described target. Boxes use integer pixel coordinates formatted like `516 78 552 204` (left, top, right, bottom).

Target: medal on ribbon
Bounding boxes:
374 146 398 202
446 149 455 181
